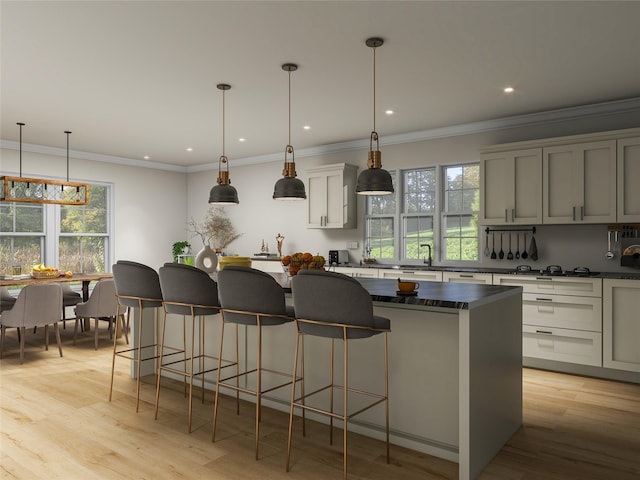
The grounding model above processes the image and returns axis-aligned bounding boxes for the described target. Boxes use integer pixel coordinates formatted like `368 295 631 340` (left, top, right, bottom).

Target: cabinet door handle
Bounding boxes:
535 297 553 302
536 330 553 335
511 208 515 222
580 206 584 220
459 274 474 278
505 209 508 222
535 277 553 281
572 206 576 221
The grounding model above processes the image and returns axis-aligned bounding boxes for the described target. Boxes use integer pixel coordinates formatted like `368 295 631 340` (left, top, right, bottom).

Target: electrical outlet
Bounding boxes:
347 241 359 249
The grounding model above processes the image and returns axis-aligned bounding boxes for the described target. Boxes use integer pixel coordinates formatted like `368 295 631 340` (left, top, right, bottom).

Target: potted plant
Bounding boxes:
172 241 191 263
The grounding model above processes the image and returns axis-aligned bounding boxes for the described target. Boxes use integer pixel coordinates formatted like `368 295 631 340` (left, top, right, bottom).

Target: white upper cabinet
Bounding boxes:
617 136 640 222
306 163 358 229
543 140 616 224
481 148 542 225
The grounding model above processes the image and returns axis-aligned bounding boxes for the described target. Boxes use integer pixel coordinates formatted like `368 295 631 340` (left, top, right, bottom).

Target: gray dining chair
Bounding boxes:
156 262 226 432
1 286 16 313
61 283 82 330
73 279 127 350
212 266 300 460
287 269 391 479
110 260 166 412
0 283 64 364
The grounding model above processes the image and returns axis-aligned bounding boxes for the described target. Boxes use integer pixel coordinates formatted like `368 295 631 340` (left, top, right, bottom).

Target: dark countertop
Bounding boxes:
328 263 640 281
355 278 521 310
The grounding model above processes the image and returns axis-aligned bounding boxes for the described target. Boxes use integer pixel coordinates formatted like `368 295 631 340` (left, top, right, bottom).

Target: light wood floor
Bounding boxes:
1 326 639 479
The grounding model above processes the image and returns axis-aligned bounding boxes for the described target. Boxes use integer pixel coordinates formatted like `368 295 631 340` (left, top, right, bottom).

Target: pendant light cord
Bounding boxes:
18 122 24 177
65 131 71 182
222 87 226 158
372 45 376 133
288 68 292 147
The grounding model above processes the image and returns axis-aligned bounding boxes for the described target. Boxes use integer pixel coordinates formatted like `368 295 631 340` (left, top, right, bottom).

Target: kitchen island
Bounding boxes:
249 276 523 480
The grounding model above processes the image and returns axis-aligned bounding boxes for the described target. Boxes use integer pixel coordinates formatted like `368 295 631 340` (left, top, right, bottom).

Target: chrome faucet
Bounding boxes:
420 243 432 266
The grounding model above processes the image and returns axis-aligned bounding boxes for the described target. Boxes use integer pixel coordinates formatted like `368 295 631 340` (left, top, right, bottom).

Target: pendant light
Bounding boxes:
1 123 89 205
209 83 239 204
356 37 394 195
273 63 306 200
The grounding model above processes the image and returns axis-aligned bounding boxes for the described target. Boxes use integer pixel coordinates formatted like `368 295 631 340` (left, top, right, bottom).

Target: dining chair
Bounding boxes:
110 260 169 412
212 266 301 460
1 286 16 312
156 262 228 432
73 279 127 350
0 283 64 364
287 269 391 479
61 283 82 330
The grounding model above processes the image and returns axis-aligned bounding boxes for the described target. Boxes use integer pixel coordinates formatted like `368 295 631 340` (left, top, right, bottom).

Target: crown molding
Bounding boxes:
0 141 187 173
3 96 640 175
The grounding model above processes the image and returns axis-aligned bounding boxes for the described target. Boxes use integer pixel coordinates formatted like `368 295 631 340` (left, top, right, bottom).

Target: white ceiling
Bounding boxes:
2 1 640 170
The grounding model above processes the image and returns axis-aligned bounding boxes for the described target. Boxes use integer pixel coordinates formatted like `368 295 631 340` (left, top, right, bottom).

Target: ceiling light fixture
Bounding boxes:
356 37 394 196
273 63 306 200
504 86 514 93
209 83 239 205
1 123 89 205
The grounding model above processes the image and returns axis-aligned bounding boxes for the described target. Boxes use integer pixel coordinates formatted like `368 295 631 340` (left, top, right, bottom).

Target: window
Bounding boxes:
0 203 44 274
0 183 112 275
364 163 479 263
442 164 479 261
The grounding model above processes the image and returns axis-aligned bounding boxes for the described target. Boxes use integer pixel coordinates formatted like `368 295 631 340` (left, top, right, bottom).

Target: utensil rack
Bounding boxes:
607 224 640 238
485 226 536 234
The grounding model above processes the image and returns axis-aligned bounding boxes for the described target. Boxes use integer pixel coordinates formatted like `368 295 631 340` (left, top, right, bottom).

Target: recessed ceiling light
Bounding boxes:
385 110 394 115
239 138 246 142
186 147 193 152
143 155 150 160
303 125 311 130
504 87 515 93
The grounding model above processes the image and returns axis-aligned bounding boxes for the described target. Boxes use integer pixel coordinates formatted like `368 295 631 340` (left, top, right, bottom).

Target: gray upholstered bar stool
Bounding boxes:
156 262 230 432
73 279 127 350
110 260 177 412
213 266 300 459
287 269 391 479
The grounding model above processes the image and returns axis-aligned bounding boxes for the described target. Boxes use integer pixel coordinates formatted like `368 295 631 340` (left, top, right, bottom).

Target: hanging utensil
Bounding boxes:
490 232 497 259
521 233 528 259
606 230 614 259
484 231 490 257
529 234 538 261
499 233 505 259
515 232 520 260
507 232 514 260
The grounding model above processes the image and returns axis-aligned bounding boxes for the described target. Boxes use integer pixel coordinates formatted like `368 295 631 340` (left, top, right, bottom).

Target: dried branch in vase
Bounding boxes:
188 206 243 252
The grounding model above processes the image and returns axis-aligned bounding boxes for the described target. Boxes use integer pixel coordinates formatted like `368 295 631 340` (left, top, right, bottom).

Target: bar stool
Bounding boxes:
212 266 301 459
155 263 230 432
110 260 178 412
287 269 391 479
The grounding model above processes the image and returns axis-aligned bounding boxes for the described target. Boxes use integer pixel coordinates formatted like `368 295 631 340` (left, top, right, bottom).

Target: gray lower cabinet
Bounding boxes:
603 278 640 373
493 275 603 367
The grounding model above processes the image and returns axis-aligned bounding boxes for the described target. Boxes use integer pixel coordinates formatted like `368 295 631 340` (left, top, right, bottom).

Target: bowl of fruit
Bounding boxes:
31 263 61 279
281 252 326 277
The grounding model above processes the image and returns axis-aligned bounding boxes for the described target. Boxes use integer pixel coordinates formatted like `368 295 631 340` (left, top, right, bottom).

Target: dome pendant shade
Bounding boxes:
273 176 306 200
209 184 239 204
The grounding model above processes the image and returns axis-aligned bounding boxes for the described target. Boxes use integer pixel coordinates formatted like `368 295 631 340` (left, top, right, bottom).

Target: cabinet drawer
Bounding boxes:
523 325 602 367
494 275 602 297
523 293 602 332
379 270 443 282
332 267 379 278
442 272 493 284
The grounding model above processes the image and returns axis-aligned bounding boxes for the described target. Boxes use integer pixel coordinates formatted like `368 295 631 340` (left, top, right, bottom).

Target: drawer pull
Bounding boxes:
459 274 473 278
535 277 553 281
535 298 553 302
536 330 553 335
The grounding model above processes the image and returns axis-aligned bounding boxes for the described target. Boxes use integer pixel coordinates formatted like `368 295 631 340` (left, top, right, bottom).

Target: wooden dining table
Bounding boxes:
1 273 114 331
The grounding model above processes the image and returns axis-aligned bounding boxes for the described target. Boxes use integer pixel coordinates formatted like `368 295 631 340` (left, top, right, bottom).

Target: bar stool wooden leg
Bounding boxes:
154 307 168 420
342 330 348 480
286 329 301 473
212 319 226 443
